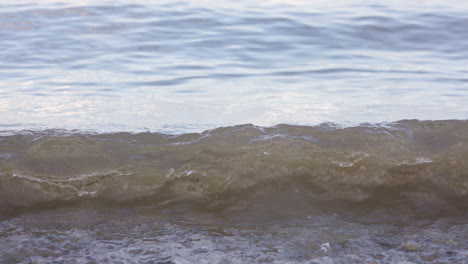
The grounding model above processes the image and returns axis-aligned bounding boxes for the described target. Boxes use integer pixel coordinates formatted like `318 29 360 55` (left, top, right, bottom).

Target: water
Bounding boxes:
1 0 468 132
1 0 468 263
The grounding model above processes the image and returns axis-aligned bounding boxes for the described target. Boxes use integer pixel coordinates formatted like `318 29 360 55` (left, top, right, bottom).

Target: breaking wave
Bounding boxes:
1 120 468 219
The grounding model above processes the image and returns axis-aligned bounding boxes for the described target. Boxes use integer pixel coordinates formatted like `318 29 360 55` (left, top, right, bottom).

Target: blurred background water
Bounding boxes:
0 0 467 133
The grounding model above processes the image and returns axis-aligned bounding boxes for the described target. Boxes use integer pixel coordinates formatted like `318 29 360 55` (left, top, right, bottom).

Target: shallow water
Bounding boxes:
1 120 468 263
1 0 468 263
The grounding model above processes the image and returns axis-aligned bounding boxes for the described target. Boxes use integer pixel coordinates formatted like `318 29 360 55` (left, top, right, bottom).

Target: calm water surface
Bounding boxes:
0 0 467 132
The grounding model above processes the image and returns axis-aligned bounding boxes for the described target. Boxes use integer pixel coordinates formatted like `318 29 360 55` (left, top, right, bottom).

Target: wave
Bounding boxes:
1 120 467 219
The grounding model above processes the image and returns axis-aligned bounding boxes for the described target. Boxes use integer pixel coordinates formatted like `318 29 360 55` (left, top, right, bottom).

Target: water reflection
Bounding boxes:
0 0 467 133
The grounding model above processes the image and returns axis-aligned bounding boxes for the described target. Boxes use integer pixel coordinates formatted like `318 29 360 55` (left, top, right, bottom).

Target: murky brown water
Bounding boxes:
1 120 467 263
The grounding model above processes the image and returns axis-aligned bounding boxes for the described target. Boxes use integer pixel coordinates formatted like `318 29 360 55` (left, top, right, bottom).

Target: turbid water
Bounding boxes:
1 0 468 263
1 120 468 263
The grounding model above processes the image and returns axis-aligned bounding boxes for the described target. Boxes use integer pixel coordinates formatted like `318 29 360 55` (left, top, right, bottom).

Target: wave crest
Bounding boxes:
1 120 467 217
